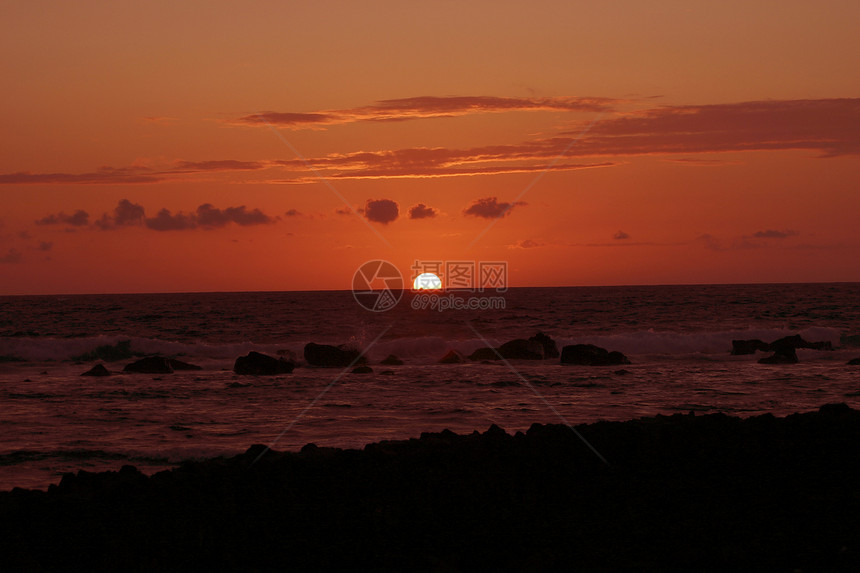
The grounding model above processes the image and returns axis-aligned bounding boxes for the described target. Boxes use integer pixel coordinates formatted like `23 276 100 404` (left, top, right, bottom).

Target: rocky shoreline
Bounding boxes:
4 405 860 571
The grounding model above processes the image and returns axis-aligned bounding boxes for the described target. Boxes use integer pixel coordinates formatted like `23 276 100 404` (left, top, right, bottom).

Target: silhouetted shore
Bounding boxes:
4 404 860 571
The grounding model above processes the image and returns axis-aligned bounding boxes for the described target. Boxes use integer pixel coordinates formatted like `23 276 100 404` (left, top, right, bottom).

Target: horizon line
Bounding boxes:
1 280 858 298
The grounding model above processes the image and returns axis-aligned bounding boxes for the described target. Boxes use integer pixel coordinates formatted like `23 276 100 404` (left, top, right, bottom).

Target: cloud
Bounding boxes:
235 95 616 128
0 248 22 263
284 209 301 217
0 167 161 185
408 203 438 219
334 207 353 216
463 197 526 219
509 239 544 249
38 241 53 252
568 98 860 157
36 210 90 226
364 199 399 224
85 200 276 231
753 229 799 239
197 204 273 227
171 160 267 172
613 231 630 240
146 209 197 231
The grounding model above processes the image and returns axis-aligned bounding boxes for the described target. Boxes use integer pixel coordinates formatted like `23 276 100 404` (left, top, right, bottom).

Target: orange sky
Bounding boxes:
1 0 859 295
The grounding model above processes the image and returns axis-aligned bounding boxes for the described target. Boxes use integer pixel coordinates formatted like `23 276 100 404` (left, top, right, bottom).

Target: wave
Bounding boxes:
0 326 844 363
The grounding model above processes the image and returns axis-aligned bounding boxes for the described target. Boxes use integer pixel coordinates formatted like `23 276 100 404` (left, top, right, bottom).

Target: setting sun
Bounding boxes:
413 272 443 290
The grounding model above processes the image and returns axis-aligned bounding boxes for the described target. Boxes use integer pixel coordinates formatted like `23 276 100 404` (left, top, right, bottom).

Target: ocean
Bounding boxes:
2 283 859 490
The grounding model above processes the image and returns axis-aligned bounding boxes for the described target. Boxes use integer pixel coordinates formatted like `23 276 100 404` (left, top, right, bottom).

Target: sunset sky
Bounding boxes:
2 0 859 295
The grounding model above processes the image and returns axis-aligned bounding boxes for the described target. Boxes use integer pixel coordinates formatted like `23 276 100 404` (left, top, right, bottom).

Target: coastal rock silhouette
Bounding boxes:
848 358 860 365
303 343 366 368
233 351 295 375
5 405 860 571
81 363 111 376
351 366 373 374
380 354 404 365
560 344 630 366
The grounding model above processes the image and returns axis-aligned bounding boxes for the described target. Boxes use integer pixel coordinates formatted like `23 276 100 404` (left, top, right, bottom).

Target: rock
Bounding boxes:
758 349 799 364
123 356 174 374
468 347 500 361
351 366 373 374
732 335 833 356
233 351 295 375
468 332 559 361
529 332 559 358
380 354 404 365
81 364 111 377
731 339 771 355
168 359 202 371
614 369 631 375
304 343 366 368
560 344 631 366
438 349 465 364
497 339 544 360
847 358 860 365
379 370 395 375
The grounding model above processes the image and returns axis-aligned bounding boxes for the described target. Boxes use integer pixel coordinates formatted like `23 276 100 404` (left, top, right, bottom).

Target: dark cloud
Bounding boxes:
146 209 197 231
197 204 273 227
0 248 22 263
510 239 543 249
463 197 526 219
36 210 90 226
0 167 160 184
570 98 860 157
334 207 352 216
614 231 631 240
408 203 438 219
236 96 616 128
364 199 399 224
171 160 266 172
284 209 301 217
753 229 799 239
113 199 146 226
38 241 53 252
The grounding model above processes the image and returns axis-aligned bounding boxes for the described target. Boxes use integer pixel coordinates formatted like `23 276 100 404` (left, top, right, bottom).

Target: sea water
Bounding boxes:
1 283 859 490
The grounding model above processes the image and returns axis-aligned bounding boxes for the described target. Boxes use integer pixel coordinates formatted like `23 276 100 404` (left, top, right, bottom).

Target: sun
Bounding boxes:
413 272 442 290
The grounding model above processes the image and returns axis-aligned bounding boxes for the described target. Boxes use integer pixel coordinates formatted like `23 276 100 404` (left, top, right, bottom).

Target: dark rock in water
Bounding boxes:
304 343 366 368
847 358 860 365
498 338 544 360
758 349 799 364
614 369 631 376
81 364 111 377
468 332 559 361
438 349 465 364
168 359 202 371
529 331 559 358
379 370 395 375
123 356 174 374
560 344 631 366
351 366 373 374
227 381 252 388
233 351 295 375
731 339 771 355
468 347 499 361
732 335 833 357
380 354 403 365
